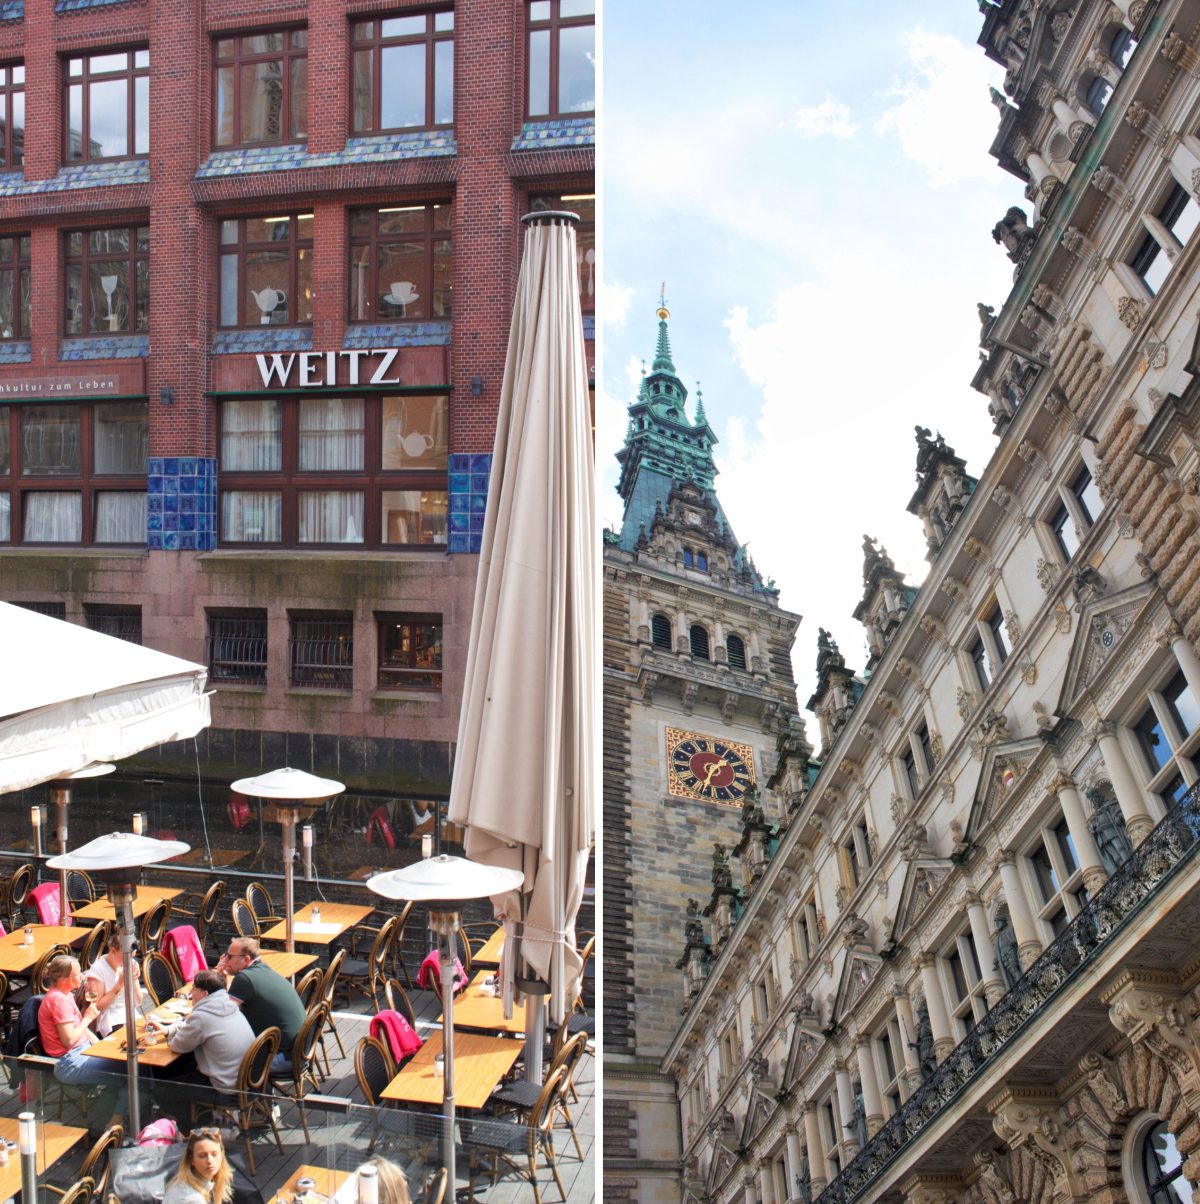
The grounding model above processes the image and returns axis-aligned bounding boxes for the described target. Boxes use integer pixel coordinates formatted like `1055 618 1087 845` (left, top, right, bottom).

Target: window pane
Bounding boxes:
24 492 82 541
220 253 238 325
352 49 372 130
1051 504 1078 559
88 78 129 157
221 491 281 541
65 264 83 333
1032 845 1059 901
241 62 285 143
1075 468 1102 524
298 398 364 471
215 67 235 145
432 238 452 316
381 489 447 545
380 43 426 128
134 76 149 154
95 402 148 474
221 400 281 470
528 29 549 116
381 396 448 469
378 241 426 319
244 32 284 55
0 492 9 541
22 406 81 475
1137 707 1172 772
0 418 8 472
95 491 145 542
11 90 23 168
558 24 595 113
66 84 83 159
135 258 149 331
290 56 307 139
90 52 128 74
246 251 290 323
298 490 364 542
0 268 13 337
297 248 312 322
560 0 595 14
434 38 453 125
89 262 128 332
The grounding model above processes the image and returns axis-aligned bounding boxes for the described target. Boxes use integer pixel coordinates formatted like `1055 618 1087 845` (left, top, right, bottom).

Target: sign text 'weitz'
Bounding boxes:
254 349 402 389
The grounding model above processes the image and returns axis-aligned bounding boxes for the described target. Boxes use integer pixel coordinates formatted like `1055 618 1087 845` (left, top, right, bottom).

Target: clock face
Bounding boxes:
666 728 756 804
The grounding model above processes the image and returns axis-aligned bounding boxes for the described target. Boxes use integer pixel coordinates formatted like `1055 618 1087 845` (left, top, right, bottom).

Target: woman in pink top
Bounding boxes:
39 955 126 1124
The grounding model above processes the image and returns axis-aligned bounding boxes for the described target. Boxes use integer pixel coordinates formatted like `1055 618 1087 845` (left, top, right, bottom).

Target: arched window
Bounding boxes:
1140 1119 1196 1203
1110 27 1136 69
683 548 693 568
689 624 710 660
650 613 672 650
726 633 747 671
697 551 708 571
1086 75 1112 116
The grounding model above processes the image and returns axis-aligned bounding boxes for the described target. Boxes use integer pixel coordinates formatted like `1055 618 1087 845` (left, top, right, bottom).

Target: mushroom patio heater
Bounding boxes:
49 761 115 914
48 830 189 1134
231 768 344 954
369 855 524 1193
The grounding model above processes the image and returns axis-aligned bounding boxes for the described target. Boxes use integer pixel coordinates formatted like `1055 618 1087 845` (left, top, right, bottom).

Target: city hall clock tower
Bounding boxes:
602 306 808 1202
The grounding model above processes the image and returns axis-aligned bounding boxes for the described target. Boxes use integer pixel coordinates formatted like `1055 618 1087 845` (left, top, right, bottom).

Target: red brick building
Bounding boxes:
0 0 594 803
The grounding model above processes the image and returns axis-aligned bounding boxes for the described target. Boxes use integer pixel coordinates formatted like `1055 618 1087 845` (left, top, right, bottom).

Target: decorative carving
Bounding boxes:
1020 660 1037 686
1036 557 1057 593
964 536 991 566
1053 601 1072 634
1117 295 1145 331
956 686 976 722
919 615 949 649
1003 610 1021 646
940 575 967 604
1079 1050 1127 1115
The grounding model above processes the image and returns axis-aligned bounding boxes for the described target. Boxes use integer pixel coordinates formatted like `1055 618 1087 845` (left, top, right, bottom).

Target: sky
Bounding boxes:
599 0 1028 710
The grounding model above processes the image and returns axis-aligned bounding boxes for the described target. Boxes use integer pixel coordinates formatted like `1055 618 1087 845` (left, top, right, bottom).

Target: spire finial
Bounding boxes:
694 383 707 426
657 281 669 322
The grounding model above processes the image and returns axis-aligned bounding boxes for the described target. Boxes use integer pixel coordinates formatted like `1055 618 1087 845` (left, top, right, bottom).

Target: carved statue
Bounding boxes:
712 844 732 890
684 898 705 946
795 1154 811 1204
992 206 1032 262
912 1000 936 1079
1086 787 1134 874
850 1092 868 1148
994 912 1022 990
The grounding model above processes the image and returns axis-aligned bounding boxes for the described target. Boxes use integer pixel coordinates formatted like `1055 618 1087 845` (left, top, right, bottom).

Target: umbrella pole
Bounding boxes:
51 783 70 912
113 885 141 1135
280 811 296 955
431 909 457 1192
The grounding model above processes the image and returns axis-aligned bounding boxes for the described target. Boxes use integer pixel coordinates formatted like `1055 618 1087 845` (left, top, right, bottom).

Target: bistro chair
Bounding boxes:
206 1026 283 1176
47 1124 122 1201
47 1178 93 1204
6 862 35 929
464 1065 568 1204
296 967 322 1010
422 1168 448 1204
317 949 347 1070
353 1034 397 1155
77 920 112 974
340 916 397 1007
268 1002 328 1141
494 1031 587 1161
172 880 224 959
65 869 96 912
142 951 180 1007
231 898 260 940
382 977 417 1028
245 882 284 928
138 898 172 953
4 945 69 1030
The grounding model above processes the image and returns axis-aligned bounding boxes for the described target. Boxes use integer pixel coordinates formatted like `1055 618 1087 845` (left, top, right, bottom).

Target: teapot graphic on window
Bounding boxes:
400 431 436 459
250 288 286 323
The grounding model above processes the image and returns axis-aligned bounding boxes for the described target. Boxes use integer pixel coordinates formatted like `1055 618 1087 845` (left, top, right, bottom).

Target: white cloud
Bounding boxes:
793 93 859 140
600 280 635 331
875 29 1005 187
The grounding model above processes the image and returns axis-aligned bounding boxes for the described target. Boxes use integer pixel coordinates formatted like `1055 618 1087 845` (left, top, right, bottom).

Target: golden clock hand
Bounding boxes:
701 758 729 787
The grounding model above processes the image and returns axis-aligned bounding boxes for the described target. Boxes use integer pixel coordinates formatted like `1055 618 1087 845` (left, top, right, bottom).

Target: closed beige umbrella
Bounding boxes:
448 210 595 1058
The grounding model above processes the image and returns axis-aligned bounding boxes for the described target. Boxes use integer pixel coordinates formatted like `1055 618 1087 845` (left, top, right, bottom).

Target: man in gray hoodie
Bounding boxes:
149 969 255 1094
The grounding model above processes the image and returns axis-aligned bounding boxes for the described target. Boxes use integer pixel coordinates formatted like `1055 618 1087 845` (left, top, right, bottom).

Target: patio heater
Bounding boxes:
231 768 344 954
31 806 45 859
48 830 189 1135
49 762 114 913
369 855 524 1194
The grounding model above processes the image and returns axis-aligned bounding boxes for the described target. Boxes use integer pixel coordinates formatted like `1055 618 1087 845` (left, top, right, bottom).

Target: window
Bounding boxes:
819 1096 842 1179
875 1020 907 1116
726 633 746 671
650 613 671 650
901 748 920 800
915 724 934 775
84 604 141 643
1131 183 1200 295
0 235 30 340
1049 499 1079 561
217 394 448 548
10 600 66 618
985 604 1010 671
1028 816 1087 936
66 49 149 161
0 64 24 170
689 624 709 660
1086 75 1112 117
842 820 873 889
1139 1119 1196 1204
530 194 595 313
351 11 453 133
349 204 452 323
1134 671 1199 804
214 29 307 148
65 226 149 335
526 0 595 119
968 635 990 692
0 402 147 546
377 613 442 690
943 928 987 1034
289 611 352 689
219 214 313 328
207 610 268 684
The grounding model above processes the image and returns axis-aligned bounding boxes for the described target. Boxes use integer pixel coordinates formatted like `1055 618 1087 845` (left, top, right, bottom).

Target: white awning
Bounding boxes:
0 601 212 794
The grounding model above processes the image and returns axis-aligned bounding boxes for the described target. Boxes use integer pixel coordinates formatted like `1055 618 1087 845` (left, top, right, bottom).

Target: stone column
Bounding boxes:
675 609 690 655
893 988 922 1087
834 1059 859 1158
854 1034 884 1137
1050 771 1107 892
964 890 1003 1006
994 851 1043 968
785 1122 804 1197
915 953 955 1063
757 1158 773 1204
743 1173 758 1204
713 617 727 664
635 596 649 643
1091 720 1156 844
803 1101 827 1197
1164 624 1200 711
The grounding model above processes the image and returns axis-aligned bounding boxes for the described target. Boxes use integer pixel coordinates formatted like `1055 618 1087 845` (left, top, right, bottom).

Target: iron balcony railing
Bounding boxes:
817 779 1200 1204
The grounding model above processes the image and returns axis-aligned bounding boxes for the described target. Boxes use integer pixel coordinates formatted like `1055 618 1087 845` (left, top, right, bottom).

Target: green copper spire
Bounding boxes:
693 386 707 428
652 313 675 373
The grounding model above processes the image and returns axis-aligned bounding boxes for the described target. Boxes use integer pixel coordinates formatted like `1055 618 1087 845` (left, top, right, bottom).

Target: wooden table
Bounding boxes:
440 971 527 1035
83 1009 185 1070
169 848 246 868
381 1030 522 1109
260 902 374 946
73 885 182 923
0 1116 87 1196
473 926 505 968
259 950 318 978
0 925 83 974
273 1165 354 1203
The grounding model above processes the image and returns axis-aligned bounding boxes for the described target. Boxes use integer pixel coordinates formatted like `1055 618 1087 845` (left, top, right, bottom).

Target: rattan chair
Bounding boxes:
422 1168 448 1204
206 1026 284 1175
49 1177 93 1204
172 881 224 958
245 882 283 927
231 898 260 940
142 951 180 1007
340 916 397 1007
316 948 347 1072
138 898 172 952
382 976 417 1027
64 869 96 911
353 1034 398 1154
77 921 112 975
47 1124 122 1200
268 1003 327 1141
6 863 34 929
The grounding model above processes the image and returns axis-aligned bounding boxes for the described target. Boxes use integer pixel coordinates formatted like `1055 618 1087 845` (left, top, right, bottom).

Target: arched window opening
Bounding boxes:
650 613 672 650
726 633 747 671
1141 1120 1196 1204
683 548 693 568
1086 75 1112 116
1111 27 1136 69
689 624 710 660
697 551 708 571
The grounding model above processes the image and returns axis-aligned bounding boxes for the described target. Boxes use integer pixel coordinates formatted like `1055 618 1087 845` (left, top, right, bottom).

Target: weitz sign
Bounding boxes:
255 348 403 388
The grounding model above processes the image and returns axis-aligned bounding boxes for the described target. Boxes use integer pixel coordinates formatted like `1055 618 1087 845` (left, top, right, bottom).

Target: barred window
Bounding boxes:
84 604 141 644
377 612 442 690
208 610 268 684
289 611 352 689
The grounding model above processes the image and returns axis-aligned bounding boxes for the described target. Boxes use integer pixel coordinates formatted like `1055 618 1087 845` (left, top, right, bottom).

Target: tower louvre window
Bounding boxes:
689 624 709 660
651 613 672 650
726 633 746 670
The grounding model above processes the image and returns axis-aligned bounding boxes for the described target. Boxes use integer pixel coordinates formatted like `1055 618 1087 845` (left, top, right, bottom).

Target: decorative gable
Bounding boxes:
705 1139 738 1196
964 734 1047 842
894 858 956 942
833 949 884 1022
784 1015 825 1088
738 1080 777 1149
1056 582 1156 714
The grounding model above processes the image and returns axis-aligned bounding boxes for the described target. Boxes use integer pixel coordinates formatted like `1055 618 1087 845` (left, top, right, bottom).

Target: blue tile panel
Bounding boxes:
0 160 150 196
343 322 451 349
511 119 596 151
195 132 457 179
582 316 594 341
212 327 314 355
0 0 22 20
0 341 31 363
57 0 130 9
60 335 149 361
147 456 216 552
447 452 490 554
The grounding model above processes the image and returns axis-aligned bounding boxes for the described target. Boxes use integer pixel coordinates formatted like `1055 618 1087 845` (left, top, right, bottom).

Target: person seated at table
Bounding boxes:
216 937 305 1071
84 932 141 1037
39 954 125 1124
148 970 254 1094
358 1157 411 1204
162 1126 233 1204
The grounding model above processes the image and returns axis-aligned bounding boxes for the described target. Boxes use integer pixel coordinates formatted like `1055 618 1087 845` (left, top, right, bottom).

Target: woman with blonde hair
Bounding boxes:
358 1157 411 1204
162 1127 233 1204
